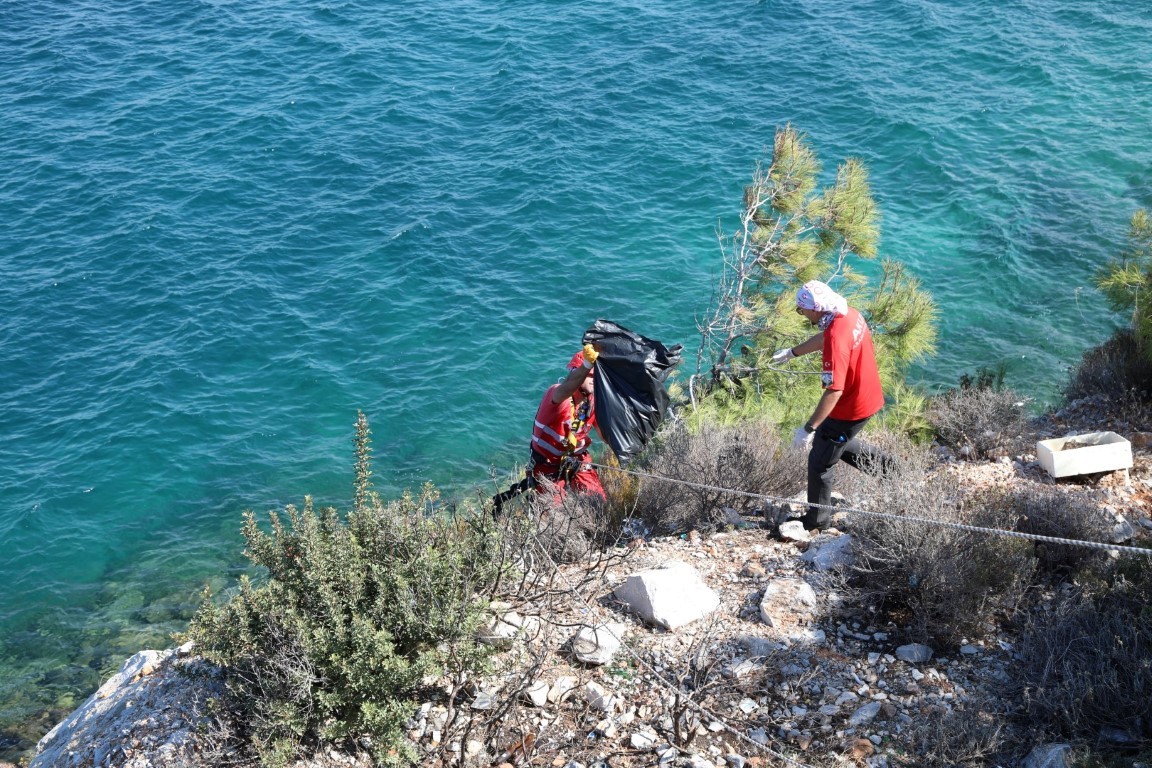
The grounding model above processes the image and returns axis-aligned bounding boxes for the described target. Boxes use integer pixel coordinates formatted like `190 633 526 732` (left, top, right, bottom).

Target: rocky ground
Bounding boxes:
21 396 1152 768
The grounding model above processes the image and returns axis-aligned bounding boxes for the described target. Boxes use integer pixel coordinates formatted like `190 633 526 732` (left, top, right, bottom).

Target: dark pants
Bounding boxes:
803 416 892 530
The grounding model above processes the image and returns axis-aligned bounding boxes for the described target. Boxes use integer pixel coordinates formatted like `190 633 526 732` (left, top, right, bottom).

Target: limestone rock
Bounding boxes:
30 650 224 768
799 533 854 571
572 622 628 665
612 561 720 630
895 643 934 663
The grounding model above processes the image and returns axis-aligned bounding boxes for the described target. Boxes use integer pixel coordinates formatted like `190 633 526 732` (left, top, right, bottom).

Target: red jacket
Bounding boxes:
530 384 596 473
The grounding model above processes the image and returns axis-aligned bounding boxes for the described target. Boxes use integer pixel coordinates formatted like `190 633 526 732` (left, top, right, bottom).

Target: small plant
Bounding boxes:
958 363 1007 391
631 420 806 535
905 702 1013 768
185 413 512 766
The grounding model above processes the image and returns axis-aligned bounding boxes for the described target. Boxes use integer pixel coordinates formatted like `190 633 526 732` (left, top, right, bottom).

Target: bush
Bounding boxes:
926 382 1032 460
630 420 806 535
1017 559 1152 744
526 479 610 563
1064 328 1152 404
905 703 1013 768
1001 487 1115 578
186 415 512 766
845 442 1035 643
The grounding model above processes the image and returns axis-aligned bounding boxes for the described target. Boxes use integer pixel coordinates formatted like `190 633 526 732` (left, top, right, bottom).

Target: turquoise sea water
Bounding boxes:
2 0 1150 753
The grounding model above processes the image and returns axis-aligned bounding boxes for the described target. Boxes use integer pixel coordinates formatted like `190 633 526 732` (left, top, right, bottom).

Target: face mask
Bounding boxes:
817 312 835 331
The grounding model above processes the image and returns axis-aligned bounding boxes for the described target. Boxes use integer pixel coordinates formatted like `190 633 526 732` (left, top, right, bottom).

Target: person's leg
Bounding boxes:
803 417 869 530
838 438 897 477
571 467 606 500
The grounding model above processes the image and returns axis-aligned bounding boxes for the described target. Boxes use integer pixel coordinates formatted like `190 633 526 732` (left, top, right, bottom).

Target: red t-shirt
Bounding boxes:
821 307 884 421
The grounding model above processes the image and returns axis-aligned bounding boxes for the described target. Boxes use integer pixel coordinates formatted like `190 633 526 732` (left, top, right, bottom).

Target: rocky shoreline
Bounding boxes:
22 398 1152 768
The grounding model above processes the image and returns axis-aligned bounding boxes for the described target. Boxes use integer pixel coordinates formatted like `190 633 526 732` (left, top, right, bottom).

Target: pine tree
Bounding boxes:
695 124 937 429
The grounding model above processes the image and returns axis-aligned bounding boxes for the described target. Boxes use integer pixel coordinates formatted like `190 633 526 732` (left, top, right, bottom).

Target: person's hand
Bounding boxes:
582 343 599 367
792 426 814 452
771 348 795 365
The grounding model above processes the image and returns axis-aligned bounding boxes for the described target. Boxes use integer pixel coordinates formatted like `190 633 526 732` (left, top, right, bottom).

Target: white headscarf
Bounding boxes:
796 280 848 317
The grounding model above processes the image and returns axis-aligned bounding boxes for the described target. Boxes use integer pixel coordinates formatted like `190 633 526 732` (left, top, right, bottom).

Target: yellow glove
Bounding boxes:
582 343 598 367
567 432 578 449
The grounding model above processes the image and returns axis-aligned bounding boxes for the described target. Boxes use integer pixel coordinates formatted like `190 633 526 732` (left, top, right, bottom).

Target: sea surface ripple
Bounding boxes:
1 0 1149 753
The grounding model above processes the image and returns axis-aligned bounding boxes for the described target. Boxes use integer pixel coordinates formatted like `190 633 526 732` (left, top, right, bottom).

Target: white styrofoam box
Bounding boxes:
1036 431 1133 478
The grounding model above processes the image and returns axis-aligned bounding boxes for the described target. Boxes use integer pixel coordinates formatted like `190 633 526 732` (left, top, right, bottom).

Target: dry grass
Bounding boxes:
926 385 1033 460
842 438 1036 644
628 420 806 536
1017 567 1152 744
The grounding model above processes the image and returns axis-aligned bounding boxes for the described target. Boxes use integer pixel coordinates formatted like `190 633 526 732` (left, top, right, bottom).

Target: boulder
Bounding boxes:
31 649 223 768
612 562 720 630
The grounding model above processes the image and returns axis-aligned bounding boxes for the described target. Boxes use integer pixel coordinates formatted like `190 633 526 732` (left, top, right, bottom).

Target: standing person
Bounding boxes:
771 280 886 531
528 343 606 501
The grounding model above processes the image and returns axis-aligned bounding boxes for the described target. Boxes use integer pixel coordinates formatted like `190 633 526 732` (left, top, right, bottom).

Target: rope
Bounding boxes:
586 462 1152 559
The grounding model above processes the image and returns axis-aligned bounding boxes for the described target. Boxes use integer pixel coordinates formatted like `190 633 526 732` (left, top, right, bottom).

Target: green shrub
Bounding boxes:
186 415 512 766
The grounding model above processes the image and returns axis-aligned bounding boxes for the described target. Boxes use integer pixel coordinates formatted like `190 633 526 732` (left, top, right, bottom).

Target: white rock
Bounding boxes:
477 610 524 648
548 676 578 704
799 534 854 571
525 681 550 707
777 520 811 542
895 643 934 663
848 701 883 727
613 561 720 630
1021 743 1072 768
572 622 628 665
585 681 620 712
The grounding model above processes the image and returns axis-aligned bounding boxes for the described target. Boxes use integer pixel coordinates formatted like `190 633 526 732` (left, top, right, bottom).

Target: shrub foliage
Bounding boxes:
630 420 806 535
926 380 1031 460
844 442 1035 643
1018 558 1152 743
187 413 510 766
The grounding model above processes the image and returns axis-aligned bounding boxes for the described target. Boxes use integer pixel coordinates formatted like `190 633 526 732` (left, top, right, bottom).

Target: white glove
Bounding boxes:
771 348 795 365
792 426 814 452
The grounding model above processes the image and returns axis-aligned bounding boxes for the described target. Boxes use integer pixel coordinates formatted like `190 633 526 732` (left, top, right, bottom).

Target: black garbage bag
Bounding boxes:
583 319 682 465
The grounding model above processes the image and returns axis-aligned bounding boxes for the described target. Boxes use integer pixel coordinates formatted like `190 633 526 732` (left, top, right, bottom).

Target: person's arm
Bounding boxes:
550 344 599 403
805 388 843 432
790 332 824 357
551 364 592 403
